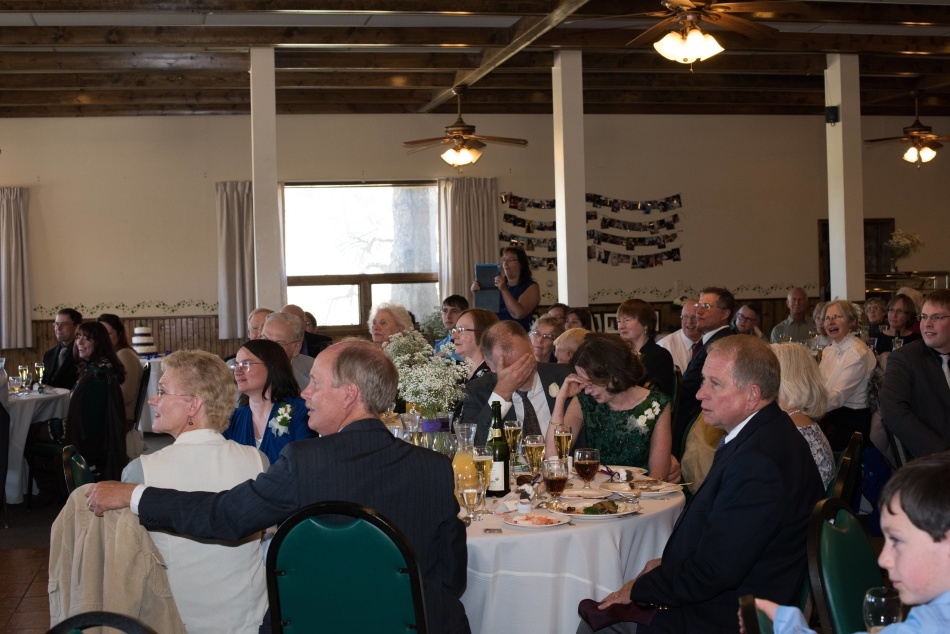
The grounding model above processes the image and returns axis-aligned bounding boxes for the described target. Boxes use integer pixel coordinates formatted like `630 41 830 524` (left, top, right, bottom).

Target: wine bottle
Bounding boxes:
486 401 510 497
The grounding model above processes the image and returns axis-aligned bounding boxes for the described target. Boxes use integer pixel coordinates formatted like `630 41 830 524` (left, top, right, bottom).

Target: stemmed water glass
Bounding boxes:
863 586 902 632
574 448 600 489
457 472 485 524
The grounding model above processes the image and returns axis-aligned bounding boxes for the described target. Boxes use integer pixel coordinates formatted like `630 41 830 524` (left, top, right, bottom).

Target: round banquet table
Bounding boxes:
462 478 686 634
4 387 71 504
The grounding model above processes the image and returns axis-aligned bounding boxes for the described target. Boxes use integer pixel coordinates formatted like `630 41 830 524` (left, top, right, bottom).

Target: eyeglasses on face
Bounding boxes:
694 302 717 310
529 330 556 341
736 313 756 323
227 360 266 373
500 258 519 264
919 313 950 323
155 387 193 399
450 327 477 335
823 314 846 322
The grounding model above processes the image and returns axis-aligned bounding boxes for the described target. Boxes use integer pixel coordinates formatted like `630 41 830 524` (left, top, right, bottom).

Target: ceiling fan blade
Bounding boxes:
708 0 809 13
405 140 453 154
863 136 910 144
403 136 451 147
667 0 698 8
627 16 680 47
923 139 944 150
564 10 673 25
705 11 777 38
469 134 529 147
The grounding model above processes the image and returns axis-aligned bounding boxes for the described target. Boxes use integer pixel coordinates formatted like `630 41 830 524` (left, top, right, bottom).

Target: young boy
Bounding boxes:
753 450 950 633
435 295 468 361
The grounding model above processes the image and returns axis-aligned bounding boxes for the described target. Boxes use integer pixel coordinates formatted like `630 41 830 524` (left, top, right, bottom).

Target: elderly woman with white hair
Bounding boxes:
368 302 415 345
121 350 269 633
818 299 877 451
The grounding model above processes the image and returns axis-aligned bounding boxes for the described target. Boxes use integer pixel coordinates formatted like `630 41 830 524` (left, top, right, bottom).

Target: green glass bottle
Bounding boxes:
486 401 510 497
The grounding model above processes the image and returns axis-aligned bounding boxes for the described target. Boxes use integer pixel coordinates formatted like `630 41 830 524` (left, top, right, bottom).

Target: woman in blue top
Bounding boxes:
224 339 315 463
470 246 540 331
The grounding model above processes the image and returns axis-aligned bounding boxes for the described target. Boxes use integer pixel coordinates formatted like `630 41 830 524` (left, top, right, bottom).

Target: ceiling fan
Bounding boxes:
403 85 528 168
864 92 950 168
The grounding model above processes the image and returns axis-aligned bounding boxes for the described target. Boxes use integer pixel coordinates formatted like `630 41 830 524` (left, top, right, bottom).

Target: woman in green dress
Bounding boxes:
546 333 673 480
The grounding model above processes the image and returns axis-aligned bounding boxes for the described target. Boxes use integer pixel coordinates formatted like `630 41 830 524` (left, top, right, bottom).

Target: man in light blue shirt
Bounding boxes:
435 295 468 362
752 451 950 634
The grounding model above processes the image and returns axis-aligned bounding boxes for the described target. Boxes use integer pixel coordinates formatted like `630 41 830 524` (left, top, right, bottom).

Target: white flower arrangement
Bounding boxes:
627 400 662 436
384 330 470 419
267 403 294 437
886 229 924 260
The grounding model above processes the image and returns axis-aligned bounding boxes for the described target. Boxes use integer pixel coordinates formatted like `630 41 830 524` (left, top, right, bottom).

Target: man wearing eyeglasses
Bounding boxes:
732 305 766 339
672 288 736 457
658 299 701 374
261 312 314 391
42 307 82 389
281 304 331 357
769 287 814 344
881 288 950 460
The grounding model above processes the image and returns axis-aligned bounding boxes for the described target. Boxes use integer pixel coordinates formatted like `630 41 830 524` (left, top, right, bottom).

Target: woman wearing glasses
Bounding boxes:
450 308 499 381
873 293 922 355
818 299 877 451
470 246 540 330
121 350 268 633
224 339 315 464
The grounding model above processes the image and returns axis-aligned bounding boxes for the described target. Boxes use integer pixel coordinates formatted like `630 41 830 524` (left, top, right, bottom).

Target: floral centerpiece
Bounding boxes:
383 329 469 424
419 307 448 341
885 230 924 272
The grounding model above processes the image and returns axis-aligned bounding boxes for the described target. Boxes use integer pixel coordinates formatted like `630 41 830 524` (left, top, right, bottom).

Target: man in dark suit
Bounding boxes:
42 308 82 389
88 340 470 634
672 287 736 456
281 304 331 357
580 336 823 634
460 321 571 445
881 288 950 459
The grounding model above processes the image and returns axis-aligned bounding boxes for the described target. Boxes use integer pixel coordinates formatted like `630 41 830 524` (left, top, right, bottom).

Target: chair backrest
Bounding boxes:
61 445 96 494
266 501 428 634
808 497 884 634
132 361 151 425
738 594 774 634
827 431 862 506
47 610 151 633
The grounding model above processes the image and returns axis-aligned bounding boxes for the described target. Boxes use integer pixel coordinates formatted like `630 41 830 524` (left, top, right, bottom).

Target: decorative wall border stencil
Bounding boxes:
34 299 218 318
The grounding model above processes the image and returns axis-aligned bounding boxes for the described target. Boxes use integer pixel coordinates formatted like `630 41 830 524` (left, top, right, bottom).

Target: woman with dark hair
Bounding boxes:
565 307 593 331
470 246 540 330
616 298 676 400
97 314 144 430
224 339 315 463
547 334 673 478
65 321 129 480
873 293 922 354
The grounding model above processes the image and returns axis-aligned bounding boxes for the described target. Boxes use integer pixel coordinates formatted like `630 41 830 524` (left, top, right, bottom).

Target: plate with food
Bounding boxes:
601 466 648 482
555 500 640 520
560 482 611 499
502 511 572 529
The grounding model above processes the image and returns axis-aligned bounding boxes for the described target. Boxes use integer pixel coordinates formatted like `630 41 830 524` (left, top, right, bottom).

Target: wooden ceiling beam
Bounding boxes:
0 51 248 71
275 51 484 70
0 70 249 90
0 0 557 12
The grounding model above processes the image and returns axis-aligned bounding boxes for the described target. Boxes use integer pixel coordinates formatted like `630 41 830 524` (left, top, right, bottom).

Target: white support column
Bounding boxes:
250 47 285 309
552 50 589 307
825 53 865 301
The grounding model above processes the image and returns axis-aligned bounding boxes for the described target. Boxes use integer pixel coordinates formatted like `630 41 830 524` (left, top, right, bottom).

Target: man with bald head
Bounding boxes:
87 340 470 633
658 299 701 374
770 287 814 343
261 312 314 391
281 304 331 357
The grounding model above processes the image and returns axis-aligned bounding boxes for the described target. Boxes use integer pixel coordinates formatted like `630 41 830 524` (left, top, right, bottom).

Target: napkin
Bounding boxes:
577 599 657 631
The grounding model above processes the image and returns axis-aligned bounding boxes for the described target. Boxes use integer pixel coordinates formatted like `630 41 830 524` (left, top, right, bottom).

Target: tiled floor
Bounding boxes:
0 547 50 633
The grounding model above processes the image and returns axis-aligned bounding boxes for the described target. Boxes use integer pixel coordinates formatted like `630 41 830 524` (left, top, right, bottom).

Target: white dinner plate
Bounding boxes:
559 484 611 500
599 482 642 494
555 501 641 520
502 511 572 529
639 484 683 498
603 465 648 480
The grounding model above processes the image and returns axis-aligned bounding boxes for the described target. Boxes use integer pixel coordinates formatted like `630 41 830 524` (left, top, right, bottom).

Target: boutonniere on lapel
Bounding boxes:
548 383 560 398
268 403 294 437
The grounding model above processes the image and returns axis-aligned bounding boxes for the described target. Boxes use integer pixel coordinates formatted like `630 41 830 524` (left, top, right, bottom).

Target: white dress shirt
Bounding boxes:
819 333 877 410
658 328 698 374
488 372 553 438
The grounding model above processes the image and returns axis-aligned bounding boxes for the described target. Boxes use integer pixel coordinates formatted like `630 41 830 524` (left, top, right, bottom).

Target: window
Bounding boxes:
284 182 440 328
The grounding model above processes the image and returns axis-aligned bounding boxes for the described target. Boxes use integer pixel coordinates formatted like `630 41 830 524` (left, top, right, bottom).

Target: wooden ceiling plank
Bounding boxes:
0 51 248 71
0 1 556 13
0 70 248 89
275 51 483 70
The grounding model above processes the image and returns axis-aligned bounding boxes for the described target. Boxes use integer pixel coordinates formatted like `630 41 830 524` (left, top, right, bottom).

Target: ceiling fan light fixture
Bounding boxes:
919 146 937 163
700 32 724 61
654 31 686 62
902 146 918 163
653 27 723 65
441 145 482 167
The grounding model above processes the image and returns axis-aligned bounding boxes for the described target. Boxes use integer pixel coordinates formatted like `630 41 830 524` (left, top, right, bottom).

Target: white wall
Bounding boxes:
2 111 947 318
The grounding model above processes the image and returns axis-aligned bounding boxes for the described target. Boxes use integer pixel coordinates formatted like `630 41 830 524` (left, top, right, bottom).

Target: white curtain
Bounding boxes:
0 187 32 348
438 177 499 302
216 181 255 339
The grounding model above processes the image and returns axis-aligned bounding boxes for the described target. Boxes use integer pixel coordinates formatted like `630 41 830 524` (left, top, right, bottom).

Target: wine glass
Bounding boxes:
457 472 485 524
574 448 601 489
34 362 45 385
503 420 523 481
542 458 569 508
554 423 573 461
523 434 545 478
892 337 904 351
18 365 28 385
472 446 493 514
863 586 902 632
23 372 33 391
8 376 21 395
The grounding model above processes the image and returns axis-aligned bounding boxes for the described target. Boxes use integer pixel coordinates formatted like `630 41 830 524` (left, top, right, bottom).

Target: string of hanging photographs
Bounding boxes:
499 191 684 271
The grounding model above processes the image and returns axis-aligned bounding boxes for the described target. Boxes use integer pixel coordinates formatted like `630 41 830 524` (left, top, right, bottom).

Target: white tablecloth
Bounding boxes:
463 483 685 634
4 388 71 504
137 357 164 433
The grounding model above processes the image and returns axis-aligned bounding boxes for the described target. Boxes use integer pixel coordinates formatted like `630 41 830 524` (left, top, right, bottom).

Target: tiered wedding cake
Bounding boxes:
132 326 157 355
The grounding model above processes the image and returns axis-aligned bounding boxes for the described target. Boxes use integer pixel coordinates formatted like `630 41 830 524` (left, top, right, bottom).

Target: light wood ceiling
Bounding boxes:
1 0 949 118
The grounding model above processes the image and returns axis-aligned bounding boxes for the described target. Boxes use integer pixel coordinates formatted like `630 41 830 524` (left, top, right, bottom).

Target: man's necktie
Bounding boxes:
51 343 68 379
690 341 703 360
517 390 542 437
716 436 726 452
942 354 950 390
